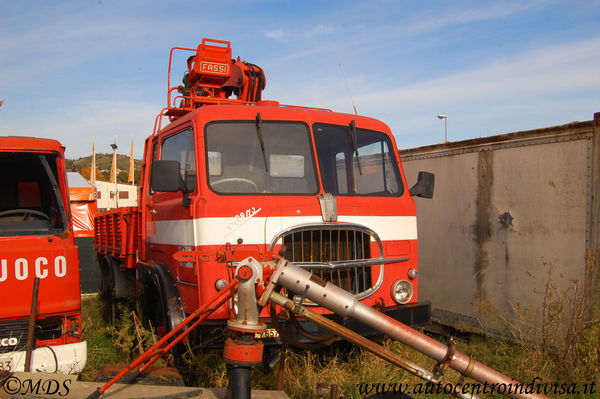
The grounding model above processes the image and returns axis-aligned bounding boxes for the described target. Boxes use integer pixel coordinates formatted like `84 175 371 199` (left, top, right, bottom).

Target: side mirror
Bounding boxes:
409 171 435 199
151 160 185 192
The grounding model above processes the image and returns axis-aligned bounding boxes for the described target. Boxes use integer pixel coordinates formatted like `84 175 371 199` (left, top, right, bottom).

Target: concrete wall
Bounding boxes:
400 114 600 339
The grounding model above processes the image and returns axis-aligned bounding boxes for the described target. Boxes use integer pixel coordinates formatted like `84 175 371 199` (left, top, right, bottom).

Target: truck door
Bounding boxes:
146 127 198 284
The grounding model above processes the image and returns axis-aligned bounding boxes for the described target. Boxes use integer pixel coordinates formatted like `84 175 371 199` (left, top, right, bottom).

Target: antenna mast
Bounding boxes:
339 60 358 115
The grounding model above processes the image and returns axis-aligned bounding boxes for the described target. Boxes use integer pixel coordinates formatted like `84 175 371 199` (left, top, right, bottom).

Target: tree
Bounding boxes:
66 154 142 184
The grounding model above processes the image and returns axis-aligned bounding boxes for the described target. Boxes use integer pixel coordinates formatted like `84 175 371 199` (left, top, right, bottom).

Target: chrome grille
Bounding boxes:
273 224 383 298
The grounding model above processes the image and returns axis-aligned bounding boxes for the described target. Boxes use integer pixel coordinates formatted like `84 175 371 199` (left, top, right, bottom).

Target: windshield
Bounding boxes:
314 123 403 196
205 120 318 194
0 152 67 236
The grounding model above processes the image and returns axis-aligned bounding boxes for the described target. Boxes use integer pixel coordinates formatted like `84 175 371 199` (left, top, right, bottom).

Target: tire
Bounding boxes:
98 256 135 324
99 256 117 324
136 263 188 373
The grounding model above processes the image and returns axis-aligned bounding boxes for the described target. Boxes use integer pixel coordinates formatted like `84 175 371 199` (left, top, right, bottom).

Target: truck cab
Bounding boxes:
95 39 432 349
0 137 86 373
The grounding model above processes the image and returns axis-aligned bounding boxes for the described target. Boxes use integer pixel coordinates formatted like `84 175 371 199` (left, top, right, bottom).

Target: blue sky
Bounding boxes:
1 0 599 159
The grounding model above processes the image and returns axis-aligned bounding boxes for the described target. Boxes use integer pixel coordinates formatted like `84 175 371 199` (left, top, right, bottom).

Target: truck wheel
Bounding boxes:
99 256 135 324
99 257 117 323
139 277 190 374
137 263 185 332
137 263 188 375
139 279 169 336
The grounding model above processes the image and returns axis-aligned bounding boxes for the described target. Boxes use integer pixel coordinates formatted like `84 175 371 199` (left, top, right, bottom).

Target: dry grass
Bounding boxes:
475 251 600 386
79 296 162 381
80 249 600 398
276 340 435 398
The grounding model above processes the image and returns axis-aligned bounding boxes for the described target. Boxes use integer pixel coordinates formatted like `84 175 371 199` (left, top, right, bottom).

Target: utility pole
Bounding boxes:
111 138 118 209
437 114 448 142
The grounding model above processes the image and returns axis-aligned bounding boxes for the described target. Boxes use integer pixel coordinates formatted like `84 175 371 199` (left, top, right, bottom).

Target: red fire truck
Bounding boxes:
0 137 86 373
94 39 433 349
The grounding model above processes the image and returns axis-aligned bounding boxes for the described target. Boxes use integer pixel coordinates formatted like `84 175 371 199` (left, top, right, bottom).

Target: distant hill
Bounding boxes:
66 153 142 184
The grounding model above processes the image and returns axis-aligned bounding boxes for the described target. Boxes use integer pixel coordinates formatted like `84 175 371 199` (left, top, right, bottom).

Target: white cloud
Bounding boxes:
263 24 337 42
302 24 337 38
2 0 598 155
0 13 167 93
376 37 600 144
0 100 159 159
270 35 600 146
264 30 288 41
357 36 600 109
398 0 551 37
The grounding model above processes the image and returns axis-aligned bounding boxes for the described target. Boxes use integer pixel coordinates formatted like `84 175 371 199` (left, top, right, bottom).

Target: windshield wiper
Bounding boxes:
256 113 269 173
347 120 362 175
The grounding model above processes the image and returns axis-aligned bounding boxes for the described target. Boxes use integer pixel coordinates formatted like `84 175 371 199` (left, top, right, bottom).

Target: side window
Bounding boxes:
335 152 348 194
161 128 197 191
208 151 222 176
148 140 159 195
152 141 159 160
353 141 399 194
314 123 403 196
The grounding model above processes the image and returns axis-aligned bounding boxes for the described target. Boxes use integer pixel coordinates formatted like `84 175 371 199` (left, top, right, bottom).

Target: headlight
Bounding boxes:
215 279 228 291
407 268 418 280
391 279 413 304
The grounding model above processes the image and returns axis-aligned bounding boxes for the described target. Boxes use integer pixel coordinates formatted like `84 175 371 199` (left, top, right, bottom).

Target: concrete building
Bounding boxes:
400 113 600 341
94 180 138 211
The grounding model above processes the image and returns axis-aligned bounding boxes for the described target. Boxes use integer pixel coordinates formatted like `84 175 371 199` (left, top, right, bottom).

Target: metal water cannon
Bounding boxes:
88 253 550 399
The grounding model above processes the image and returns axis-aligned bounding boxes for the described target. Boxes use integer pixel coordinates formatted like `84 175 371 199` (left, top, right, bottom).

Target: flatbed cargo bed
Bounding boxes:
94 207 139 268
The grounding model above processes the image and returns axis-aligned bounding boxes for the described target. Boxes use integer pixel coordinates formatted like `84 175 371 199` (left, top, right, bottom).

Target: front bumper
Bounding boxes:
193 301 431 349
0 341 87 374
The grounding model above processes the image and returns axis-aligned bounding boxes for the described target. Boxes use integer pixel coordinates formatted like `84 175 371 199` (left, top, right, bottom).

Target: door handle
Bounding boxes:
150 209 157 215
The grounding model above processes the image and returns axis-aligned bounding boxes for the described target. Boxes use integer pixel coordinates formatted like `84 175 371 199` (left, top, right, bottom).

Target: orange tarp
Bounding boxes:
69 186 96 201
67 173 98 238
71 201 97 237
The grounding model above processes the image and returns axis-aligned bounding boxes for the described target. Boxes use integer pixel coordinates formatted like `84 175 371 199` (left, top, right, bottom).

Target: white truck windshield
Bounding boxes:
205 121 403 196
206 121 318 194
